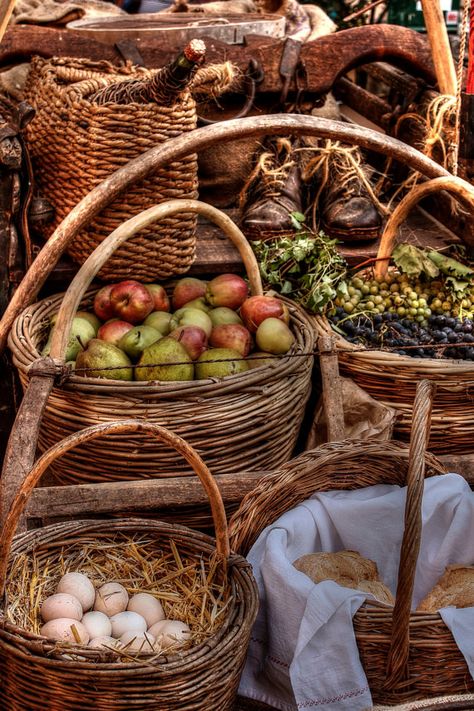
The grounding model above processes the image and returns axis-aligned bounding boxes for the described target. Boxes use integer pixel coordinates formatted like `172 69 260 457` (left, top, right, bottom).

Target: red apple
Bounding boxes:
97 320 134 346
172 278 207 310
206 274 248 310
240 296 290 333
93 285 115 321
109 280 154 324
209 324 252 357
145 283 170 312
168 325 208 361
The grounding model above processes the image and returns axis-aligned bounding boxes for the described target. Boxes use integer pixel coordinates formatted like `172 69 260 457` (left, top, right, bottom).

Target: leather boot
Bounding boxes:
302 138 384 243
240 137 303 241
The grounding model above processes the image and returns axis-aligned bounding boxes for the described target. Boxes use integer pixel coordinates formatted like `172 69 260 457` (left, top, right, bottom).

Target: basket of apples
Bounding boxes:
9 200 314 492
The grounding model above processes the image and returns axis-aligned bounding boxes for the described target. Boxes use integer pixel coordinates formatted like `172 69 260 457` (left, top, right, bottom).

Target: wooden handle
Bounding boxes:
384 379 436 688
375 176 474 279
50 199 263 362
0 419 230 596
419 0 457 96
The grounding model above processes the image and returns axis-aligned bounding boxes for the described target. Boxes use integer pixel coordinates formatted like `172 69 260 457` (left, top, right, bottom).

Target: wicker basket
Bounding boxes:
0 419 258 711
9 200 314 488
24 56 208 282
228 381 474 706
312 177 474 454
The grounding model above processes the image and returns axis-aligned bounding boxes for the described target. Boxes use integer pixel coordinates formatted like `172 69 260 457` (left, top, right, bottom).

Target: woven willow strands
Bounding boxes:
0 421 258 711
23 57 232 282
229 382 474 705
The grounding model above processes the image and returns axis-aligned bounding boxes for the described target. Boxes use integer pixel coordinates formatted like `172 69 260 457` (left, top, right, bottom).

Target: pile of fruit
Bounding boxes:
329 270 474 360
42 275 295 380
39 572 190 654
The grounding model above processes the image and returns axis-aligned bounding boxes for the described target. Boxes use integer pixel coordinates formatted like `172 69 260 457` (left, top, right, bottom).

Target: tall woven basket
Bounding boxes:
229 380 474 706
23 56 230 281
312 177 474 454
0 419 258 711
8 200 314 490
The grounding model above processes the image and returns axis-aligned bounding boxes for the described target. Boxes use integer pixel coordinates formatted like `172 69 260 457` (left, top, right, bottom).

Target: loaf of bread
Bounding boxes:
293 550 394 605
417 565 474 612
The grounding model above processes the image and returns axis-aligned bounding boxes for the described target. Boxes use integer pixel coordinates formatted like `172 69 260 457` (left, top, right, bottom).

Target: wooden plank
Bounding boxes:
0 24 435 95
26 470 268 520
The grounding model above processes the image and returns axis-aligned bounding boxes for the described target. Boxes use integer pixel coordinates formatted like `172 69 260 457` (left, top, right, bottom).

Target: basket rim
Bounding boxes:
1 517 257 670
9 287 315 393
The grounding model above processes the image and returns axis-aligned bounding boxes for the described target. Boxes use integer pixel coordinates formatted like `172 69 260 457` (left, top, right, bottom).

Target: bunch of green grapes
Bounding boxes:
332 272 474 326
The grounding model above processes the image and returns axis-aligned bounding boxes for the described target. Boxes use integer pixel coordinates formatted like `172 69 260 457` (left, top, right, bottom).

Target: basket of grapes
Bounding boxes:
313 178 474 454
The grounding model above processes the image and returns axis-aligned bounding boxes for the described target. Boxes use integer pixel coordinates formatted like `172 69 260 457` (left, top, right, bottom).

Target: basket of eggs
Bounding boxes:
228 380 474 706
8 200 314 496
0 419 258 710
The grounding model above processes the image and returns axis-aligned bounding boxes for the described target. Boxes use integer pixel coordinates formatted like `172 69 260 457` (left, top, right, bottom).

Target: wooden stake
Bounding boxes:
318 335 345 443
420 0 457 95
0 0 15 46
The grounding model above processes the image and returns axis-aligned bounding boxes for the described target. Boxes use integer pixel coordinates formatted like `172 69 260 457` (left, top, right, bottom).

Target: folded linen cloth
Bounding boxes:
239 473 474 711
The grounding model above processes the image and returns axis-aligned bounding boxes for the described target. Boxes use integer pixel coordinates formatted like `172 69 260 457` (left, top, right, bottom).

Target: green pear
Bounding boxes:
195 348 249 380
181 297 211 313
50 311 101 334
209 307 243 327
246 351 276 369
143 311 173 336
42 316 96 362
75 339 133 380
135 337 194 382
256 318 295 355
170 307 212 337
118 325 162 360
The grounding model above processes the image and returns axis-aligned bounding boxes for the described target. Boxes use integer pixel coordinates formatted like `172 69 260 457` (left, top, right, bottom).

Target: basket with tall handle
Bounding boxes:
8 199 314 506
0 419 258 711
228 380 474 705
312 176 474 454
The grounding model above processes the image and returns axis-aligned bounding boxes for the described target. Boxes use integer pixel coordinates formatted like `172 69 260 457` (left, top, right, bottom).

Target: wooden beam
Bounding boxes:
26 470 267 521
420 0 457 95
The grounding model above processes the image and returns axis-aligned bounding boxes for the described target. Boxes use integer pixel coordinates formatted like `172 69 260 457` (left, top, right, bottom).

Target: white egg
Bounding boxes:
148 619 168 637
94 582 129 617
110 611 147 638
153 620 191 650
88 635 118 650
82 611 112 639
119 631 155 653
40 618 90 645
57 573 95 612
127 593 165 628
41 593 83 623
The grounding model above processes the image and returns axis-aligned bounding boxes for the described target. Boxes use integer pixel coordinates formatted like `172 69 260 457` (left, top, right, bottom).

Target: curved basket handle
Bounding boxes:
384 379 436 688
49 199 263 363
0 419 230 597
375 176 474 279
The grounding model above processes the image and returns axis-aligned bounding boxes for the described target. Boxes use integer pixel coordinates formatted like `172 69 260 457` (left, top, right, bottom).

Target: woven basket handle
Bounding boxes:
0 419 230 597
384 379 435 688
49 199 263 363
375 175 474 279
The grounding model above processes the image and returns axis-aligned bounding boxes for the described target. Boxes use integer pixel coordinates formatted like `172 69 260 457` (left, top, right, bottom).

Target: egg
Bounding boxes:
119 631 155 653
94 582 129 617
57 573 95 612
40 618 90 645
41 593 83 623
110 611 147 638
152 620 191 650
127 593 165 628
82 611 112 639
88 635 118 650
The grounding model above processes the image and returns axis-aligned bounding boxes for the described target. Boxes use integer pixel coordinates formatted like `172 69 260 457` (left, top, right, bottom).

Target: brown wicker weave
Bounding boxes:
312 177 474 454
229 381 474 706
24 56 205 282
8 200 314 488
0 419 258 711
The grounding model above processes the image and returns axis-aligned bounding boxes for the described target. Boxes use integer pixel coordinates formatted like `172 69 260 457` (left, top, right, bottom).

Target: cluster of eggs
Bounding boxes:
40 572 190 654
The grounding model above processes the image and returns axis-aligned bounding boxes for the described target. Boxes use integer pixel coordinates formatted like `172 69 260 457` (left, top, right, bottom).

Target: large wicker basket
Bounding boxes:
0 419 258 710
24 56 212 282
8 200 314 488
229 381 474 706
312 177 474 454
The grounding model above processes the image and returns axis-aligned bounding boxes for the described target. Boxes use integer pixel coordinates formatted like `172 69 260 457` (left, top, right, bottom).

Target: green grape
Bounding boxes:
344 302 354 313
352 277 364 290
409 307 418 316
390 283 400 293
397 307 407 316
374 295 383 305
369 285 379 295
366 300 375 310
411 300 420 309
376 304 385 313
361 284 370 295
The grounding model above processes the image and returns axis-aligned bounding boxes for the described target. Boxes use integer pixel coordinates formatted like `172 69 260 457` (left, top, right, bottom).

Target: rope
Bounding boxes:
453 0 471 175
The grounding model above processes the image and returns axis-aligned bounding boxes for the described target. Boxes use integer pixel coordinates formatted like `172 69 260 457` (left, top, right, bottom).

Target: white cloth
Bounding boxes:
239 473 474 711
